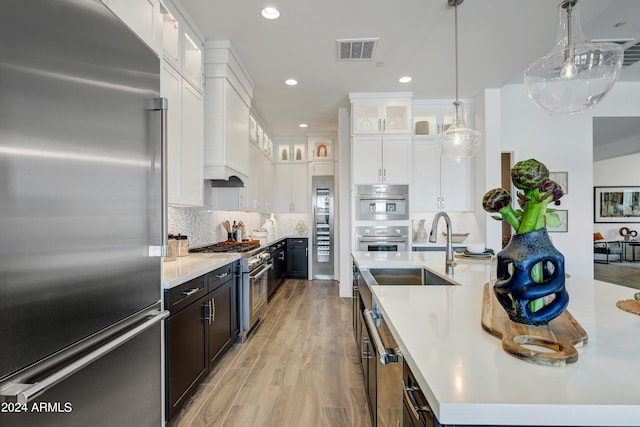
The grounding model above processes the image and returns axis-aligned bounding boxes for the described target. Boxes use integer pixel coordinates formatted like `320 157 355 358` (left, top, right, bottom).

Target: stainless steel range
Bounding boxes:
190 243 270 341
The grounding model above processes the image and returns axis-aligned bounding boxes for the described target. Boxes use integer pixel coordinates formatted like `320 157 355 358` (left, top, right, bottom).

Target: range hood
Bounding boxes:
209 175 245 188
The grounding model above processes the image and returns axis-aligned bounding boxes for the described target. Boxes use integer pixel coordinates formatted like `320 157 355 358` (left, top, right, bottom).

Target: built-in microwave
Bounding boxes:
355 184 409 221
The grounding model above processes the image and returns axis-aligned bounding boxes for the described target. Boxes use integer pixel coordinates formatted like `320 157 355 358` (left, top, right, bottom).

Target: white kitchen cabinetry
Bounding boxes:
352 135 411 185
275 164 308 213
412 140 473 211
162 62 204 206
160 1 203 91
102 0 162 56
246 144 273 212
412 99 473 137
350 93 412 134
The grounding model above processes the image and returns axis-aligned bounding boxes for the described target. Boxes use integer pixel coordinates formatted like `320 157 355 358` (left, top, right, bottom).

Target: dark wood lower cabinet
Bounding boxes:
207 277 233 369
165 284 208 420
287 238 308 279
165 261 238 421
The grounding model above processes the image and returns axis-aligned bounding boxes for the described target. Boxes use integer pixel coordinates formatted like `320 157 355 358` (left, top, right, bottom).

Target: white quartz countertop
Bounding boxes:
162 253 241 289
352 251 640 426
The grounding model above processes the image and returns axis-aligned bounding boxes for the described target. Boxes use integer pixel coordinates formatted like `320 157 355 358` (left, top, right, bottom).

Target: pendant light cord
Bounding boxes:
453 1 460 123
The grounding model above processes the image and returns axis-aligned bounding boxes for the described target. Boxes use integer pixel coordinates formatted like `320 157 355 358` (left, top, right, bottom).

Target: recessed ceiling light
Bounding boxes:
261 7 280 20
285 79 298 86
399 76 412 83
299 123 308 128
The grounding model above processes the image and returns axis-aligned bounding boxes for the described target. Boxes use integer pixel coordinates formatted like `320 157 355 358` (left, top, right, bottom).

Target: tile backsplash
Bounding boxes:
168 188 309 248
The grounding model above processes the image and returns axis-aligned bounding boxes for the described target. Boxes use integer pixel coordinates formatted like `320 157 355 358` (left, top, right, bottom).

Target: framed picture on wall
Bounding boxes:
548 210 568 232
594 186 640 223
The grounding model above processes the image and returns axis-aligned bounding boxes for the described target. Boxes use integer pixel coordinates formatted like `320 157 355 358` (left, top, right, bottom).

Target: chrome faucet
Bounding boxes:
428 212 456 275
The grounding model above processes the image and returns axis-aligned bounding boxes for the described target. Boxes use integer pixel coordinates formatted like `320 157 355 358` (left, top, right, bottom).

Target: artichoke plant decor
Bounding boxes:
483 159 569 326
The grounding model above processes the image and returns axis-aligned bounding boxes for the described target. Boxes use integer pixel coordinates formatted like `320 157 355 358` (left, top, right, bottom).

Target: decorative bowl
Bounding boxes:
442 232 469 243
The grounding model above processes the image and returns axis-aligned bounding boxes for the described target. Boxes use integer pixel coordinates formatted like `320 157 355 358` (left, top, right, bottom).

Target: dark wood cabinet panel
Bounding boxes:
207 279 233 369
286 238 308 279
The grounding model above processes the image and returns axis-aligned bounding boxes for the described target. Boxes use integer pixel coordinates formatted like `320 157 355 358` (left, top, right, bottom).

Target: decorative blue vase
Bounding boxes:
494 228 569 326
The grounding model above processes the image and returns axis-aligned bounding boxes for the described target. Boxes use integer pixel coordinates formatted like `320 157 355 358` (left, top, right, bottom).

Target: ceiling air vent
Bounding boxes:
337 38 379 61
621 40 640 67
594 39 640 67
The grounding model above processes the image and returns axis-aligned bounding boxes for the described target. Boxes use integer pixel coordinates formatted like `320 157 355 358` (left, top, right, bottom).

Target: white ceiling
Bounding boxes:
179 0 640 142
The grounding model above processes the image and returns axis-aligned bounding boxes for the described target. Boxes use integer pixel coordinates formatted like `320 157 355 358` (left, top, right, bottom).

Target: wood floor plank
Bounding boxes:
174 279 371 427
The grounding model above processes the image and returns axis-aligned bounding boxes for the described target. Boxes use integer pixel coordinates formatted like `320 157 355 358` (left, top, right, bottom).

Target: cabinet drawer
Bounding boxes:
165 275 207 313
208 263 234 292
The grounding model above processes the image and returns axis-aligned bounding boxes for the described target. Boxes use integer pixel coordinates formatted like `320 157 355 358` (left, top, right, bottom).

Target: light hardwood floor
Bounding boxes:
594 262 640 291
168 279 372 427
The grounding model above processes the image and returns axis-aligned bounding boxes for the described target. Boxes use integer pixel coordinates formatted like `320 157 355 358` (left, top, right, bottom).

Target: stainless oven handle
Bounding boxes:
358 195 406 201
249 263 273 280
0 308 168 404
363 309 401 364
357 237 407 243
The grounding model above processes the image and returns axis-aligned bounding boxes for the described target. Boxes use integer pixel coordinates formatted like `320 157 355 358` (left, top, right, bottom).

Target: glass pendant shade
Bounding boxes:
436 0 481 164
524 0 623 115
437 102 480 163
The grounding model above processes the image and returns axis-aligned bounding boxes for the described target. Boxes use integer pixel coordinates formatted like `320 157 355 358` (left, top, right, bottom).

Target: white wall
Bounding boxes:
494 82 640 279
594 152 640 240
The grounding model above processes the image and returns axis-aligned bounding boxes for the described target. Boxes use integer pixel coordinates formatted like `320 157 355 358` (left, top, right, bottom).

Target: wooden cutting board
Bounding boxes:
481 283 588 366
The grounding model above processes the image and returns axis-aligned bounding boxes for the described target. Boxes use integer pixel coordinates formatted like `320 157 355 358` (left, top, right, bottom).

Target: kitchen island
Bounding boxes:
352 251 640 426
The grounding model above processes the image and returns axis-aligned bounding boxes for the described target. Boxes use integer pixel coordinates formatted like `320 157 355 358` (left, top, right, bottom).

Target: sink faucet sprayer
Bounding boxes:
428 212 456 275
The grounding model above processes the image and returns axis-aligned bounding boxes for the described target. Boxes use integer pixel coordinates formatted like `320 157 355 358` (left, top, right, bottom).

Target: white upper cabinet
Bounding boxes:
412 99 473 137
159 0 205 206
275 163 308 213
352 135 411 185
411 140 473 212
350 93 412 134
160 1 204 91
102 0 162 56
162 62 204 206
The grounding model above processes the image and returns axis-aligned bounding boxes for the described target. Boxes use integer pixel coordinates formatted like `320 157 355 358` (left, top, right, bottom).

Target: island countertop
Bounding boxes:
352 251 640 426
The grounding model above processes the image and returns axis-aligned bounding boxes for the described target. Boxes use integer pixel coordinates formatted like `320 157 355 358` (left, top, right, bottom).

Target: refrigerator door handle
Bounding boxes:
148 97 169 258
0 308 169 405
313 207 318 245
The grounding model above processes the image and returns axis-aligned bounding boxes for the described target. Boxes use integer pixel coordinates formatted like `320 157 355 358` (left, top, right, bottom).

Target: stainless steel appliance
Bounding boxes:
190 242 269 341
354 265 403 427
312 176 335 279
244 248 271 338
0 2 168 425
356 226 410 251
356 184 409 221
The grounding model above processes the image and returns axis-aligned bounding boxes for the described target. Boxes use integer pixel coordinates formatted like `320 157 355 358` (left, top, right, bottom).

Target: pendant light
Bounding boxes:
524 0 623 115
436 0 481 164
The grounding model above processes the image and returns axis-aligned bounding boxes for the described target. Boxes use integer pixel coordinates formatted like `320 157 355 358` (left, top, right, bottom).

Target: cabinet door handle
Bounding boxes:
211 297 216 323
215 272 229 279
181 288 200 297
383 169 386 181
403 384 432 422
382 118 386 131
378 169 382 182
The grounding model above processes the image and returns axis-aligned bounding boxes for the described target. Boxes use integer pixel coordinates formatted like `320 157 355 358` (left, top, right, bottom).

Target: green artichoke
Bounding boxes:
511 159 549 190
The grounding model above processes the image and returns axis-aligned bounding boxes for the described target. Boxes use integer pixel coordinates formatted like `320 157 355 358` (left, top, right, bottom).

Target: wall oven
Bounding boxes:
356 184 409 221
356 226 409 252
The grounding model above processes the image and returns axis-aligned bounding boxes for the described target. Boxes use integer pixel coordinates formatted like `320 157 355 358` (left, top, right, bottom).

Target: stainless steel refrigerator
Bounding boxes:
312 176 335 279
0 1 168 426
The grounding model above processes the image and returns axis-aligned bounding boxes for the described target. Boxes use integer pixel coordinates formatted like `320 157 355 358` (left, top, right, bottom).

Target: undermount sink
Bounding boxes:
368 267 457 286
